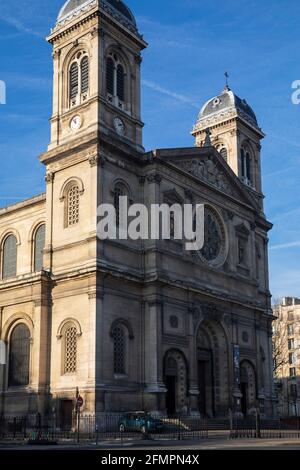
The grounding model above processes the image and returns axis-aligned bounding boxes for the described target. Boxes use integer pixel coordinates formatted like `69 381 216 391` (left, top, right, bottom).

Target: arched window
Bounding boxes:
106 53 126 110
69 62 79 103
8 324 30 387
34 224 45 272
2 234 17 279
241 147 251 184
67 184 80 227
69 51 89 107
64 325 78 374
117 64 125 102
80 56 89 94
112 325 126 375
106 57 114 96
220 147 228 162
113 182 129 228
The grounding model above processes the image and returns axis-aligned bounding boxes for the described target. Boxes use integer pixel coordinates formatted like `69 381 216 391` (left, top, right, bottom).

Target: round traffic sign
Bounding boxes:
77 396 84 408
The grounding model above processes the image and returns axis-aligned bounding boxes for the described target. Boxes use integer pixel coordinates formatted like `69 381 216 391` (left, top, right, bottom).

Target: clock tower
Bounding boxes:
47 0 147 152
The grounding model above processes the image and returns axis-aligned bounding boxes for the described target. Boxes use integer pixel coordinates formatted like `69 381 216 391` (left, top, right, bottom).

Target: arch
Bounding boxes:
64 47 90 108
2 313 34 342
105 47 130 111
240 360 257 415
109 318 134 340
0 228 21 246
59 177 85 201
33 223 46 272
2 234 17 279
8 323 31 387
57 319 82 376
28 220 46 243
164 349 188 416
240 142 254 184
57 318 82 339
196 318 230 417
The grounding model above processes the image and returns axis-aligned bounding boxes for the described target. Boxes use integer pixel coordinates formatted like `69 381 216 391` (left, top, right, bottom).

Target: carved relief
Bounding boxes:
175 157 236 196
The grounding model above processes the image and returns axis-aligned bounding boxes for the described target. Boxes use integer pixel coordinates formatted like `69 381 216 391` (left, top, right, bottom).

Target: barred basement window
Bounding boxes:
34 224 45 272
113 326 126 375
64 326 77 374
81 56 89 94
67 185 80 226
69 62 79 102
2 234 17 279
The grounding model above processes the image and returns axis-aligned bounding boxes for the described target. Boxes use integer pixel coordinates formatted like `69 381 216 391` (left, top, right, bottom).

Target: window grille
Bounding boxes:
67 185 80 226
113 326 126 375
64 326 77 374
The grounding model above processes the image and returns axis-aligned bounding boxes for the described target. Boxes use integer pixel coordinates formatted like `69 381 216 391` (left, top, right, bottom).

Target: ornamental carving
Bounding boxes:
197 206 228 269
176 157 235 196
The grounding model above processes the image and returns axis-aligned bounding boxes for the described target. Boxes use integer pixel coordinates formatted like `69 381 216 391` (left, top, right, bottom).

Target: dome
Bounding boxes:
199 86 258 125
57 0 137 27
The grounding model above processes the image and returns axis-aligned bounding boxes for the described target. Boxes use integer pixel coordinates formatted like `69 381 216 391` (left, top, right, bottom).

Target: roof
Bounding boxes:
57 0 137 27
199 86 258 126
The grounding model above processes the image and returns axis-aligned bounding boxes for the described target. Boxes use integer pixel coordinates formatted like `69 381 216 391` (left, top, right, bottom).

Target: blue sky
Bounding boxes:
0 0 300 299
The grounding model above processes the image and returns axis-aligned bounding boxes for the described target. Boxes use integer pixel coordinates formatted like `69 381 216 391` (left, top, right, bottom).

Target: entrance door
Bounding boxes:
165 375 176 416
241 382 248 416
198 361 207 416
60 400 73 431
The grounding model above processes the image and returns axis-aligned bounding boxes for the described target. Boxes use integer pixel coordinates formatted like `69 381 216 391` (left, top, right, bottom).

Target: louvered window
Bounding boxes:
8 324 30 387
241 149 246 177
113 326 126 375
2 234 17 279
69 62 79 101
246 152 251 181
67 185 80 226
81 56 89 94
220 147 228 162
106 57 115 96
117 64 125 101
34 224 45 272
114 184 127 228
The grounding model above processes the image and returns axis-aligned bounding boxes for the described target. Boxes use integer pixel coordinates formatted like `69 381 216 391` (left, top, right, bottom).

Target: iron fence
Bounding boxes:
0 414 209 443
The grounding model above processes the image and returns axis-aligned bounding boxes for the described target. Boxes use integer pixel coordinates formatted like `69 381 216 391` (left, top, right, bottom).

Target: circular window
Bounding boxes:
197 206 228 268
213 97 221 107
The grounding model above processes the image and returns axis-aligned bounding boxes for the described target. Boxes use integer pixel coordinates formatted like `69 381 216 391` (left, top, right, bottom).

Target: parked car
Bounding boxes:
118 412 165 434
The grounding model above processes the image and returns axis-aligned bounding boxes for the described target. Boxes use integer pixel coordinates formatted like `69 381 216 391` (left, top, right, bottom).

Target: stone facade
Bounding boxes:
0 0 275 423
273 298 300 417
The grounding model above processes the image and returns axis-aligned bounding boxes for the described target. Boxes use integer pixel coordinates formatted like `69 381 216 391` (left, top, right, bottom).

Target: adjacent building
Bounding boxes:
273 297 300 416
0 0 275 426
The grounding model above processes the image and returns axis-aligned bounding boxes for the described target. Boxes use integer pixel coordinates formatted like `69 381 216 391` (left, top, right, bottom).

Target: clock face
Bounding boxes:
70 115 82 131
113 117 125 136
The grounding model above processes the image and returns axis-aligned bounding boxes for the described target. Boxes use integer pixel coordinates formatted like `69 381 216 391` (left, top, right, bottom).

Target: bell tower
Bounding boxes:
192 83 265 195
47 0 147 152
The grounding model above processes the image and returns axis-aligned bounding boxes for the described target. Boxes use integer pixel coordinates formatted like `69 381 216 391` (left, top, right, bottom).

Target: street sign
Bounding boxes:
77 396 84 408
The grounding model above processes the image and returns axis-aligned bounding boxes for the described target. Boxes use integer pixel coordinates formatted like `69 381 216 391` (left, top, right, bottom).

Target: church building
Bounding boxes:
0 0 275 425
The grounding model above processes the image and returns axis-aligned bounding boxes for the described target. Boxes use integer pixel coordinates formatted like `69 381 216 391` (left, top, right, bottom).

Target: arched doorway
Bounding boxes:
164 350 187 416
197 320 230 417
240 361 257 416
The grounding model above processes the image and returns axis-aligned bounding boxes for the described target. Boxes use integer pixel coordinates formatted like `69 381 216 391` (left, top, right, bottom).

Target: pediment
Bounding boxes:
160 148 260 211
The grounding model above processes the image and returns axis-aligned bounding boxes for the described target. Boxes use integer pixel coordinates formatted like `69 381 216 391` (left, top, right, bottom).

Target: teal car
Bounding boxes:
118 412 165 434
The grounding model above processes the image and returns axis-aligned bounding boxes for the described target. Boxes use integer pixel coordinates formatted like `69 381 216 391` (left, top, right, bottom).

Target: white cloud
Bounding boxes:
142 79 199 109
270 241 300 250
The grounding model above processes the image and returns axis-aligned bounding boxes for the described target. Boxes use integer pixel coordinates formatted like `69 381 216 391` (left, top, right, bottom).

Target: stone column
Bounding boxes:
144 301 166 412
188 307 200 415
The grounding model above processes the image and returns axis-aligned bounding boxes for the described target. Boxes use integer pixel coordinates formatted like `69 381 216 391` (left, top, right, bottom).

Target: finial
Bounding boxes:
203 128 212 147
223 72 231 92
